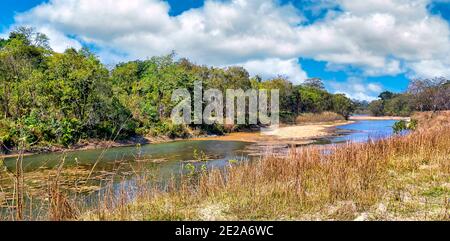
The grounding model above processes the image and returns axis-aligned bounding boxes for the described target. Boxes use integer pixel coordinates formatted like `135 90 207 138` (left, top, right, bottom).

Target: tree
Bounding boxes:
298 86 333 113
332 94 355 119
258 77 294 111
45 48 110 122
0 29 48 119
0 38 6 49
407 78 450 112
368 100 384 116
303 78 325 90
383 94 412 116
378 91 395 101
111 61 142 95
10 26 51 50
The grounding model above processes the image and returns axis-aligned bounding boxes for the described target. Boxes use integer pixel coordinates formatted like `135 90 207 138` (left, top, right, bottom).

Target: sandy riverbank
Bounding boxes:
194 121 353 147
349 116 410 121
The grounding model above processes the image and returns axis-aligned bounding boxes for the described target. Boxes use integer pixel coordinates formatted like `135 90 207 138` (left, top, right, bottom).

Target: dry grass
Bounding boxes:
1 111 449 221
296 112 345 124
81 112 450 221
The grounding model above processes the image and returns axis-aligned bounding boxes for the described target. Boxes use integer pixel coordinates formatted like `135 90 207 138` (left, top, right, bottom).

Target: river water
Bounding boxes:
3 119 398 175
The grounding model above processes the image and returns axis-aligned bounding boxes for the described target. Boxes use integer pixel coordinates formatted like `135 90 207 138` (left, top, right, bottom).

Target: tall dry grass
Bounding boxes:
296 112 345 124
1 111 449 220
83 112 449 220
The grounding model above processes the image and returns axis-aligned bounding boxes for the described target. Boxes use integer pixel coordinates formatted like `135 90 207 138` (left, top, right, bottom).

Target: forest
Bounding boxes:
0 27 448 152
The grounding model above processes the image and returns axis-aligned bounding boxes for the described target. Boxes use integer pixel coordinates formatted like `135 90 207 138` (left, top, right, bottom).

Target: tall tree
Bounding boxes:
303 78 325 90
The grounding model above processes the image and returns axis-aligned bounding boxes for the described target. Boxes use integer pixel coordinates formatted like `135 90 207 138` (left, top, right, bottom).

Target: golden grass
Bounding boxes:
82 112 450 221
1 111 449 221
296 112 345 124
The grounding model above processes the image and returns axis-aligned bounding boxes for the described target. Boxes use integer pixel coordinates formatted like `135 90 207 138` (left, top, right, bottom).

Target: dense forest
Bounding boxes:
0 27 448 152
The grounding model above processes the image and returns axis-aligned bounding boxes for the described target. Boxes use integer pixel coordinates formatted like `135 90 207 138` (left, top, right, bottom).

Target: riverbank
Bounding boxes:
80 112 450 221
349 116 410 121
194 121 353 146
0 133 217 159
1 120 353 159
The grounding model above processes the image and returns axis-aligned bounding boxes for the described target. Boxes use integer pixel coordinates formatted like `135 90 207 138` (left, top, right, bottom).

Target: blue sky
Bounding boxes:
1 0 450 100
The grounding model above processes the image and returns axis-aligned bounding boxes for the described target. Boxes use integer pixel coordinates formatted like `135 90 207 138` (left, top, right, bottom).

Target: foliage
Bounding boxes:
368 100 385 116
392 119 418 134
332 94 355 119
367 78 450 116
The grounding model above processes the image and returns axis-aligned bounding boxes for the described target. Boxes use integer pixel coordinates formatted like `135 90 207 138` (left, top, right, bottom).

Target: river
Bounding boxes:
1 119 398 218
3 119 398 175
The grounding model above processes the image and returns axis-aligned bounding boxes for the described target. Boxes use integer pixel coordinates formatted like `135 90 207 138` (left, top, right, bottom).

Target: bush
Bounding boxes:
149 121 192 139
56 118 81 147
0 119 16 152
197 123 226 136
393 119 418 134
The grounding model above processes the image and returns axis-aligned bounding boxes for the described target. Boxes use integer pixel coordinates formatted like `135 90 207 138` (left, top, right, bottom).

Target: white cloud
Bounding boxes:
408 59 450 78
3 0 450 87
35 26 82 52
296 1 450 77
239 58 308 84
330 78 383 101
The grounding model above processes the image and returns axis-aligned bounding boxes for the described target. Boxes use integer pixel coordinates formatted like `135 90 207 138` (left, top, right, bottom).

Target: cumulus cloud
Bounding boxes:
4 0 450 97
239 58 308 85
329 78 384 101
296 0 450 78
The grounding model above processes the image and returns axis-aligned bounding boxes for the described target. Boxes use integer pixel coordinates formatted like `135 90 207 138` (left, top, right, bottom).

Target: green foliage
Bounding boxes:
298 86 333 113
332 94 355 120
378 91 395 101
149 121 191 139
421 186 449 198
393 119 417 134
368 100 385 116
393 120 408 134
184 163 196 176
407 119 418 130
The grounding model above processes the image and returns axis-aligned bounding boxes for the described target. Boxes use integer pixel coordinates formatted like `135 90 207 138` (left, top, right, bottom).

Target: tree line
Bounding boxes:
367 78 450 117
0 28 354 151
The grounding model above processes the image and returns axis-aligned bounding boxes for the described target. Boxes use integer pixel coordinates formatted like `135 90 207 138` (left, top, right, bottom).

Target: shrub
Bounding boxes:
393 119 417 134
56 118 81 147
149 121 192 139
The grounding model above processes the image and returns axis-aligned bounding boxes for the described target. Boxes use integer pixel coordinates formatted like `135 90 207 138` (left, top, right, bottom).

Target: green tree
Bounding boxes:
378 91 395 101
332 94 355 119
368 100 384 116
298 86 333 113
